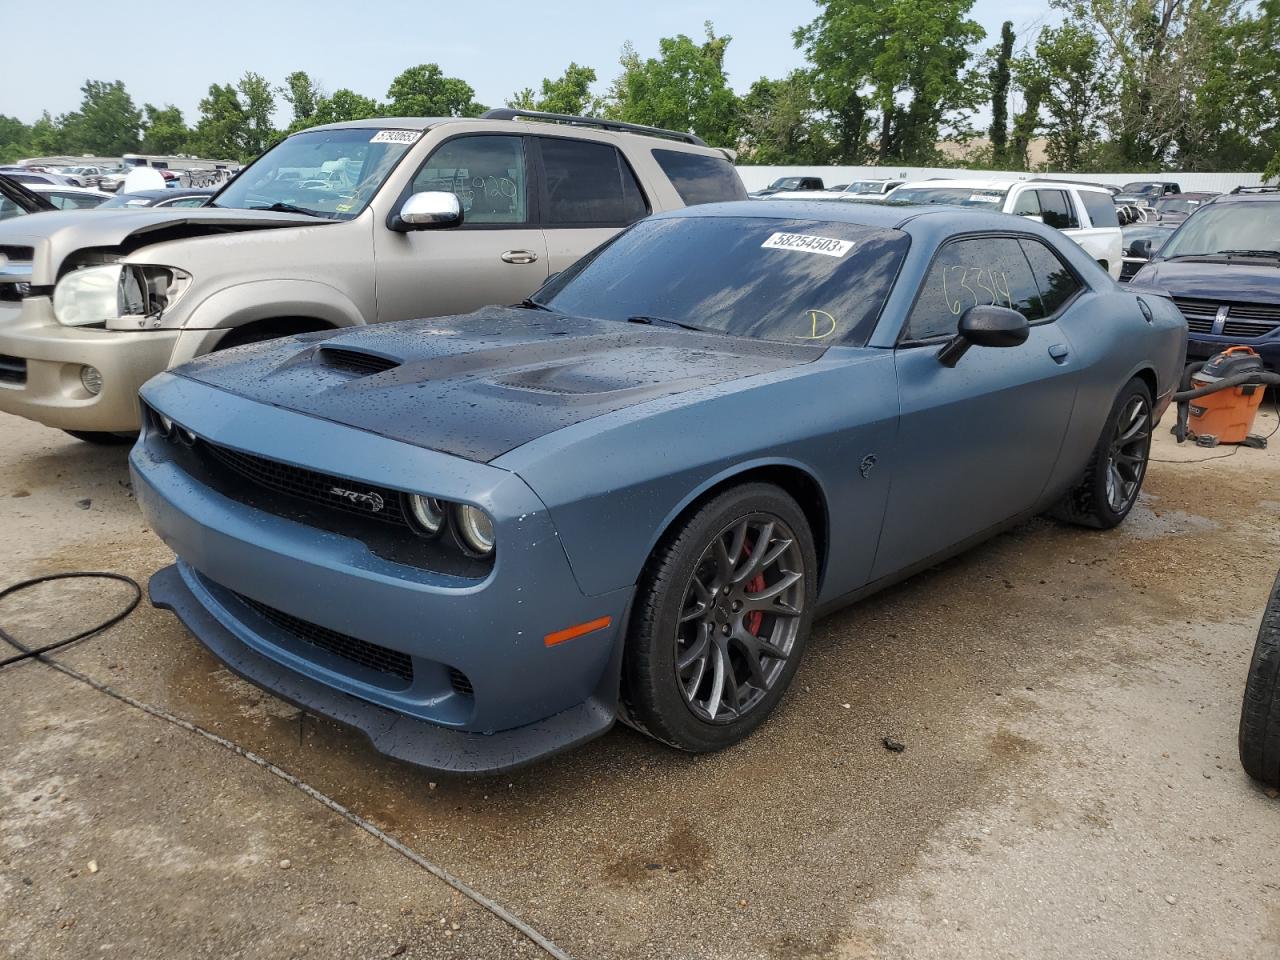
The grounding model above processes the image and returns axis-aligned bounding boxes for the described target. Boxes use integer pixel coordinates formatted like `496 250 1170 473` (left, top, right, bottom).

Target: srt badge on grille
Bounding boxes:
328 486 385 512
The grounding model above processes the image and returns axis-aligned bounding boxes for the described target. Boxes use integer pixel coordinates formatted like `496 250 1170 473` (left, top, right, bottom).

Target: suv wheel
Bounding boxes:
1241 569 1280 787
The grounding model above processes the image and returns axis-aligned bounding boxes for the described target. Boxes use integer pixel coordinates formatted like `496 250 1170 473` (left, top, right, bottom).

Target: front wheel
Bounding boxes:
1051 378 1153 529
620 483 817 752
1240 570 1280 788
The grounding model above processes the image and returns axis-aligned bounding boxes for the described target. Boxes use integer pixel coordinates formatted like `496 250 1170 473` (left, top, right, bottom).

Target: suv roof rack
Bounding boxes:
1027 175 1116 191
1229 184 1280 194
480 108 707 147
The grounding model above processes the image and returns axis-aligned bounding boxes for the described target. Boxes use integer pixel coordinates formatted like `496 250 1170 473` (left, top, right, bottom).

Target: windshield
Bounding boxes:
211 127 418 220
768 177 804 190
845 181 882 194
536 215 910 347
1159 202 1280 258
1120 182 1161 197
889 186 1007 207
1155 198 1199 217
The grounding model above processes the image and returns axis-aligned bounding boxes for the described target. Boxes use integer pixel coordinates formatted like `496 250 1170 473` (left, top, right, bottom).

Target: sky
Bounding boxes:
0 0 1056 128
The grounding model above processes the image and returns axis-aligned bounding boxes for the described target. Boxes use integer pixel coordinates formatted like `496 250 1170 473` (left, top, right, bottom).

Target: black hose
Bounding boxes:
1170 369 1280 443
0 572 141 669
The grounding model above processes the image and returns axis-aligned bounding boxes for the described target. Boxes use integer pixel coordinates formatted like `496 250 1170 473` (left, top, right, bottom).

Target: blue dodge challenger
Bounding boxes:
133 201 1186 772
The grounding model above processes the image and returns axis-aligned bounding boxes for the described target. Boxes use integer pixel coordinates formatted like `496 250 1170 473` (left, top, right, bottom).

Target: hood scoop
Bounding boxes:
317 346 401 377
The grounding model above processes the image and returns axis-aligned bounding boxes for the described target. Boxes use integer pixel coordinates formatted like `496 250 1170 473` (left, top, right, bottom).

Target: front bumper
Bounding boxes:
132 372 629 772
0 298 178 432
1187 331 1280 371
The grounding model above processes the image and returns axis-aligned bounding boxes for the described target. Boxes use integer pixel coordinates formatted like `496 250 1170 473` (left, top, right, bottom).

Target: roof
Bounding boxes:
301 117 452 133
113 188 217 200
28 183 109 196
654 198 1035 234
899 177 1113 194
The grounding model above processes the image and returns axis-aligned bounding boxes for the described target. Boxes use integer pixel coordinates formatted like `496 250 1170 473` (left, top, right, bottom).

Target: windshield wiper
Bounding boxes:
626 315 717 334
519 297 551 311
1218 249 1280 260
248 201 324 218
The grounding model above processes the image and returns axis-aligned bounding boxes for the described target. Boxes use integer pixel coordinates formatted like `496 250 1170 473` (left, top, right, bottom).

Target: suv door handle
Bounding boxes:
501 249 538 264
1049 343 1070 363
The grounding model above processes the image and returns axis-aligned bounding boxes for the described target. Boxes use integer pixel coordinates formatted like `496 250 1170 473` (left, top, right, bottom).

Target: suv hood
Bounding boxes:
176 307 823 463
0 207 326 285
1134 259 1280 304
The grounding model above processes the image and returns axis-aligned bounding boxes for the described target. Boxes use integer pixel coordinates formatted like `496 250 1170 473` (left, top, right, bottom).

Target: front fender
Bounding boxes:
167 279 367 366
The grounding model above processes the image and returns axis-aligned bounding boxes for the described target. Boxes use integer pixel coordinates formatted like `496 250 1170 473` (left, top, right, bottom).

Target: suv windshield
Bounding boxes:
889 186 1007 207
211 127 418 220
1154 198 1200 217
1159 202 1280 258
768 178 804 190
536 215 910 346
1120 183 1162 197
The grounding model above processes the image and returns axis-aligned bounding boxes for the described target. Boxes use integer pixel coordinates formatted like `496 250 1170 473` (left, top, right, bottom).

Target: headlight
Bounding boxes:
53 263 191 328
455 504 495 556
407 494 445 535
79 365 102 395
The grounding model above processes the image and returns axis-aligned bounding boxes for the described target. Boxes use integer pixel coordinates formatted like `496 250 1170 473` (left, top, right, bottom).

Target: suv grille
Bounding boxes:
1173 298 1280 338
234 591 414 684
0 354 26 385
203 441 411 527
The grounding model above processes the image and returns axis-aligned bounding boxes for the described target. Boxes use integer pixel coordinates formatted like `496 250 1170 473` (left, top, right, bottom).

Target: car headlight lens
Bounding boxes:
54 263 191 328
455 504 495 556
407 494 445 535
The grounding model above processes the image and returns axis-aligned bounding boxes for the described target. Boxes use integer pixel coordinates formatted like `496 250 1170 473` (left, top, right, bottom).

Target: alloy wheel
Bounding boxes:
1105 394 1151 513
674 513 806 724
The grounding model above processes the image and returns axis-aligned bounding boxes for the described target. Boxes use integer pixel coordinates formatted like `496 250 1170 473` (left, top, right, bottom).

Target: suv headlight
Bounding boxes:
53 263 192 328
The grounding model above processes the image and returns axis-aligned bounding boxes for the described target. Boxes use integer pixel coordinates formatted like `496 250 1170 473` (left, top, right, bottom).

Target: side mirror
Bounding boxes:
388 191 463 232
937 305 1030 368
1128 237 1153 259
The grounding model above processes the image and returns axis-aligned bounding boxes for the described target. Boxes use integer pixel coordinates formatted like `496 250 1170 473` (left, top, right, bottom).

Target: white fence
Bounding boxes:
735 165 1268 194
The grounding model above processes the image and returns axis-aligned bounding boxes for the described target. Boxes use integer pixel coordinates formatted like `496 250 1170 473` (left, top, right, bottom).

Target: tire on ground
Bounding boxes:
1240 569 1280 788
620 482 818 753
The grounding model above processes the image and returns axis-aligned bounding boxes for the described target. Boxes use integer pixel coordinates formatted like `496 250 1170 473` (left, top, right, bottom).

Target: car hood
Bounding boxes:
1133 259 1280 304
0 207 326 284
176 307 824 463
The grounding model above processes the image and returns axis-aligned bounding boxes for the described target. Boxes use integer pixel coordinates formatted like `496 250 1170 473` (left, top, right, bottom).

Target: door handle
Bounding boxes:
1048 343 1070 363
501 249 538 264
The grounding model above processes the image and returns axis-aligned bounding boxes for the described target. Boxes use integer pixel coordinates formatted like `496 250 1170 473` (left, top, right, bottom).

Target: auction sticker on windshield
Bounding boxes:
370 130 421 144
761 232 855 257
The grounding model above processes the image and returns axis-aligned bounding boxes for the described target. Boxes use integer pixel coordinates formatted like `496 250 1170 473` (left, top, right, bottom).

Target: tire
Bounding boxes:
1240 569 1280 787
620 483 818 752
1051 377 1153 529
214 319 327 352
62 430 136 445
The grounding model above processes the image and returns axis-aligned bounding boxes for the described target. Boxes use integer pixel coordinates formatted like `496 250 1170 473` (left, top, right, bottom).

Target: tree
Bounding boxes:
738 71 832 163
507 62 599 115
1031 24 1109 170
795 0 986 164
989 22 1015 165
27 112 68 156
238 71 278 158
1246 0 1280 178
386 64 485 117
281 70 323 130
311 89 383 126
0 115 30 164
605 23 740 146
140 104 189 154
189 83 247 160
62 80 142 155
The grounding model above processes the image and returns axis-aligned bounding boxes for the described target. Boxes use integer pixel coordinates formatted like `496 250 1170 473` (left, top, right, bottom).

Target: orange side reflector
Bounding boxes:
544 615 612 647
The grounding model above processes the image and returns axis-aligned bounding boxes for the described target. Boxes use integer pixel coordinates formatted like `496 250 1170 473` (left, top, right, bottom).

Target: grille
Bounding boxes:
319 348 400 376
1119 260 1143 282
0 354 25 385
235 592 414 684
0 245 34 262
448 667 474 697
1228 303 1280 323
201 440 411 527
1172 297 1218 326
1222 319 1279 339
1172 298 1280 339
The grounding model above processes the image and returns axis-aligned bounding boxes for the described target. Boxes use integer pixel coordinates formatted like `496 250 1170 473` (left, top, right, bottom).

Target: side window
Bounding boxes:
1079 190 1118 228
1011 190 1041 218
1017 239 1083 317
410 135 528 225
537 138 648 227
905 237 1045 341
651 149 749 206
1036 190 1079 229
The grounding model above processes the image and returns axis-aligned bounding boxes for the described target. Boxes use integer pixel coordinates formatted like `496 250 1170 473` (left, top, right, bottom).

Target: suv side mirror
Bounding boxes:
937 305 1030 367
1128 237 1153 259
389 191 463 232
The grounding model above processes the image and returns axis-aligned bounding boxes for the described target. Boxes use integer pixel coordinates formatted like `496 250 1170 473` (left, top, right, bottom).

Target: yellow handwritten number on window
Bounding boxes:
800 309 838 340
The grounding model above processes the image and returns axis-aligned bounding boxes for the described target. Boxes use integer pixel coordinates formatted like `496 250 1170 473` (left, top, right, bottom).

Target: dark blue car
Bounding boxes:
1130 189 1280 369
134 201 1186 772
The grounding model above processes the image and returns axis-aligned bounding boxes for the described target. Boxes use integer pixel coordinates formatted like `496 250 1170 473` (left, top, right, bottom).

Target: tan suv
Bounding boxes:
0 110 744 441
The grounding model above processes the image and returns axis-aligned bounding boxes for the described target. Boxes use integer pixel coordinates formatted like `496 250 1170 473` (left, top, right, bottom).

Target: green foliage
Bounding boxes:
386 64 485 118
0 115 31 163
237 72 278 157
989 22 1015 164
61 80 142 155
311 89 383 126
140 104 189 154
1031 24 1109 171
282 71 322 128
189 83 247 160
738 71 832 164
605 23 740 146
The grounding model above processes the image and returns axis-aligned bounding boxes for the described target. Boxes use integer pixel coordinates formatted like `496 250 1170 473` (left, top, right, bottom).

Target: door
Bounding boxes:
373 134 549 323
871 235 1081 579
533 136 651 275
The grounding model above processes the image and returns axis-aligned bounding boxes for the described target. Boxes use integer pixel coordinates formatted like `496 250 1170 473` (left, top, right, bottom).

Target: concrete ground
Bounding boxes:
2 405 1279 960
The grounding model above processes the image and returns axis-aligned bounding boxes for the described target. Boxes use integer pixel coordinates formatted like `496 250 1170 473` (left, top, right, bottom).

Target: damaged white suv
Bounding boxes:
0 110 743 441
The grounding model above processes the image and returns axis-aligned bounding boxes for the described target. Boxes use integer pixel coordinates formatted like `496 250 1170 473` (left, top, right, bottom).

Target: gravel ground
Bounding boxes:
1 404 1279 960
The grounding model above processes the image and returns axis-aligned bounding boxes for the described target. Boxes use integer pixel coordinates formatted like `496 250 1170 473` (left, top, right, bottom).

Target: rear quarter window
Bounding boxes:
652 149 748 206
1080 190 1119 229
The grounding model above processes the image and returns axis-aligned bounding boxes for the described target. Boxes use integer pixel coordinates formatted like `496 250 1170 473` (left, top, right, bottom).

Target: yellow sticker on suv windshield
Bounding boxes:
761 232 855 258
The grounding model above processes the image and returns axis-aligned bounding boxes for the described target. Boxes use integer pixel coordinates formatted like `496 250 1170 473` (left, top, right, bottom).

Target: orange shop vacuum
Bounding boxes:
1173 346 1280 448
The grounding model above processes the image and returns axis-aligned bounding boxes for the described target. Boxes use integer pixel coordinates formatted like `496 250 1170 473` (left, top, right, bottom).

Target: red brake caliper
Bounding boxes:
741 537 765 636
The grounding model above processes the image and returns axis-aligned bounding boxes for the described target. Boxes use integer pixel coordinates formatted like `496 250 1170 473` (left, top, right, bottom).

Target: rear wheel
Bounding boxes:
620 484 817 752
1051 377 1152 529
1240 570 1280 788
